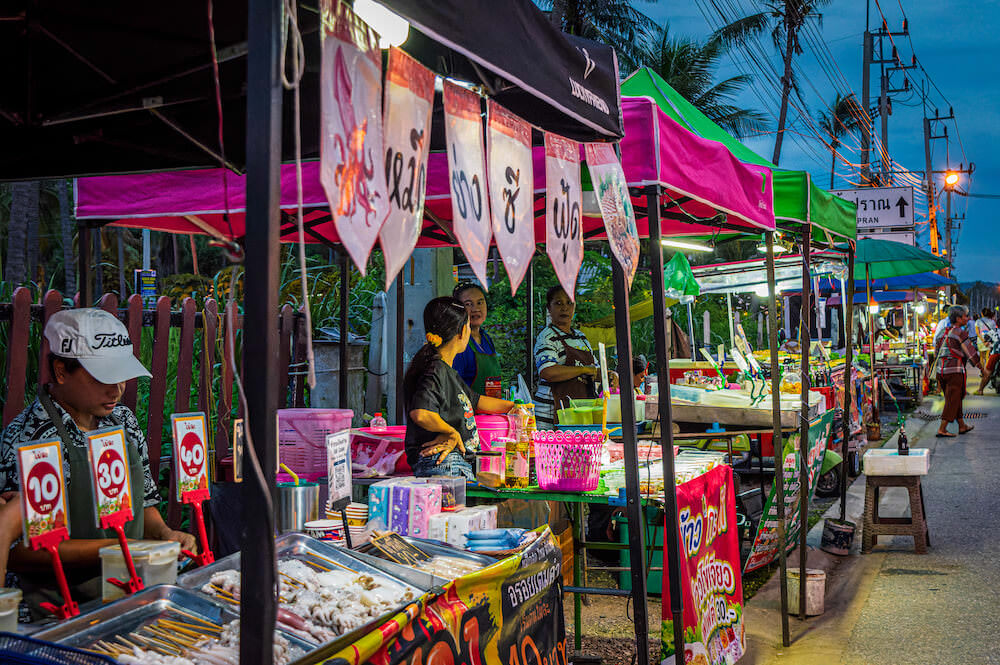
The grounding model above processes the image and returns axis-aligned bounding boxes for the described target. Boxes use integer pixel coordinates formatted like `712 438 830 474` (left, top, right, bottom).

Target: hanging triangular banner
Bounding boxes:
584 143 640 288
486 101 535 295
443 81 492 289
379 48 435 291
544 133 583 301
319 0 390 274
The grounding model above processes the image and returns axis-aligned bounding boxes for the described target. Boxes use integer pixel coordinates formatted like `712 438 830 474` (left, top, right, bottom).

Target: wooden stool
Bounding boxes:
862 475 930 554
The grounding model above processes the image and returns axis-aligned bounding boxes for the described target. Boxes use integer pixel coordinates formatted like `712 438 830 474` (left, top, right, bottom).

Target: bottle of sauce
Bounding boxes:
897 425 909 456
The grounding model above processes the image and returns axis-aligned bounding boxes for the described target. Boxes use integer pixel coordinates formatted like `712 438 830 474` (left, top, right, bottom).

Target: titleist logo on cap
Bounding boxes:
93 332 131 350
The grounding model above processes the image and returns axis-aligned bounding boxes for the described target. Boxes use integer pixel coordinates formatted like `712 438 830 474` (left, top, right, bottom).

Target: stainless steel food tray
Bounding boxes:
354 536 496 586
33 584 314 660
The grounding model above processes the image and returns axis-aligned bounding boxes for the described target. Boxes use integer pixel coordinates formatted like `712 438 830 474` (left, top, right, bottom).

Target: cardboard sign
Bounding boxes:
584 143 639 288
544 133 583 300
444 80 492 288
379 47 436 290
16 439 70 546
171 412 210 502
326 429 352 511
487 100 535 294
232 418 244 483
370 531 432 566
86 427 134 528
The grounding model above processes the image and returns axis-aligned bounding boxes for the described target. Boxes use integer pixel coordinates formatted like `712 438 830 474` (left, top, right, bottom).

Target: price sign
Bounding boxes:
86 427 133 528
171 412 210 503
16 439 69 547
326 430 352 511
232 419 244 483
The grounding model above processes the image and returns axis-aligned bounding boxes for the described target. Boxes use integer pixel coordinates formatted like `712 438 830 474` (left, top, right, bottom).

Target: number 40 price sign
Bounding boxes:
16 439 78 618
171 412 214 566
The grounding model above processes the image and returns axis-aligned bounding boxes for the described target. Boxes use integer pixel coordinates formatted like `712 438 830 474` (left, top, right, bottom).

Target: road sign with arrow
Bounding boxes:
831 186 914 230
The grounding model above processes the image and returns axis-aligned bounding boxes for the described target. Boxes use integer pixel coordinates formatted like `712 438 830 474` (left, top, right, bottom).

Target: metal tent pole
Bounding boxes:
686 302 696 360
240 0 282 661
339 249 349 409
798 229 812 621
395 271 405 424
78 223 92 306
866 264 878 424
610 256 649 665
526 257 535 393
646 187 685 664
839 248 856 522
765 231 790 646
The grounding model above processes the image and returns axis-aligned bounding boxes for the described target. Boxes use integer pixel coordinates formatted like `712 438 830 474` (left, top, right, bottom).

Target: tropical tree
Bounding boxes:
712 0 831 165
816 93 860 189
4 181 39 286
640 23 769 139
56 179 76 292
544 0 657 73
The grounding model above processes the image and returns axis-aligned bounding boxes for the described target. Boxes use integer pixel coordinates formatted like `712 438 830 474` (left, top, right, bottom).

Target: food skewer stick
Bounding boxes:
157 620 211 639
305 552 356 572
279 571 306 587
145 624 198 648
160 618 222 634
170 607 223 629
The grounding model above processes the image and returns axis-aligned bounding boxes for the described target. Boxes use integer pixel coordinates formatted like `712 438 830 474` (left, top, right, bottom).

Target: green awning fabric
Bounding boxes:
846 238 950 280
622 68 857 241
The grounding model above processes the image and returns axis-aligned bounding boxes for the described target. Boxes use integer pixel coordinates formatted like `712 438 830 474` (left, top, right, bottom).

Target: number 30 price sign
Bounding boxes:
171 412 210 503
86 427 133 529
15 439 70 548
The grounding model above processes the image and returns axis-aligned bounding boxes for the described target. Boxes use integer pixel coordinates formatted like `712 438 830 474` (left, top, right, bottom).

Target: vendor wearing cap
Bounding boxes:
0 308 195 617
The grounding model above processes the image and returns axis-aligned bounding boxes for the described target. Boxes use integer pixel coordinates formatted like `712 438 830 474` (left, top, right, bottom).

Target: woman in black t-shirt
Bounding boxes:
404 297 515 479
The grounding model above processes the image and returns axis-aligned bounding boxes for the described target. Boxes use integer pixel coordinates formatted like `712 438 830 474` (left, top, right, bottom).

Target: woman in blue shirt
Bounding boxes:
452 283 503 398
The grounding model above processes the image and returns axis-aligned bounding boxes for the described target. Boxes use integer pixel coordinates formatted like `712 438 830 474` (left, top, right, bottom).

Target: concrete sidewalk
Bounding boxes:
741 370 1000 664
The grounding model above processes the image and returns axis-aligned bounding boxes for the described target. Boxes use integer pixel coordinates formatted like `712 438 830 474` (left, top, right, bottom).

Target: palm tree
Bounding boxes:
712 0 831 165
545 0 657 73
4 181 39 286
640 23 769 139
816 93 860 189
57 179 77 293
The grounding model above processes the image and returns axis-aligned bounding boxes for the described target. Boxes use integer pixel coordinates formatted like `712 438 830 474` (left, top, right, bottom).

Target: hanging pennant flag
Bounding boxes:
443 81 492 288
584 143 640 288
486 101 535 295
379 48 436 291
319 0 390 274
545 133 583 300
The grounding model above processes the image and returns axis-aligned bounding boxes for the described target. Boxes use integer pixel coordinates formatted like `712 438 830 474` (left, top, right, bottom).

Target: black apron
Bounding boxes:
540 332 598 424
20 391 146 618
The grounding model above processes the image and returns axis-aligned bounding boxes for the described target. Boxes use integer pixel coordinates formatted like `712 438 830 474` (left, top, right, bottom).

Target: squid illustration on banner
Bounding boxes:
486 101 534 294
584 143 639 288
443 81 492 289
319 0 390 274
545 133 583 300
379 48 435 291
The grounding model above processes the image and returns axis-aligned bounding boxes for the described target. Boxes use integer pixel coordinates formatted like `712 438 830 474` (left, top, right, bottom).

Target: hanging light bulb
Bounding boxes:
661 239 713 252
914 303 926 314
354 0 410 48
755 233 788 254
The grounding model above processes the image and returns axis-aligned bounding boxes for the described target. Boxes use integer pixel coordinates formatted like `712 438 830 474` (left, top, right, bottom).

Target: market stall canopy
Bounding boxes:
781 271 956 295
844 238 950 280
827 291 914 306
622 68 856 241
692 253 844 294
0 0 622 180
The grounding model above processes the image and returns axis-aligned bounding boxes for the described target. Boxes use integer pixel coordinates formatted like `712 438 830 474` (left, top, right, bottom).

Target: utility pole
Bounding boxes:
861 30 872 183
862 20 910 185
924 105 953 256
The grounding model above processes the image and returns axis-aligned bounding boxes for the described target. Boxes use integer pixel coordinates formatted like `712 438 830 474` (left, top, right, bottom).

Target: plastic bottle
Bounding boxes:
370 412 387 433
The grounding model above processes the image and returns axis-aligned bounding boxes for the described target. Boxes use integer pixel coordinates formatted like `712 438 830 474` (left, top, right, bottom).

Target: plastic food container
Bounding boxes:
0 588 20 632
99 540 181 602
476 450 505 488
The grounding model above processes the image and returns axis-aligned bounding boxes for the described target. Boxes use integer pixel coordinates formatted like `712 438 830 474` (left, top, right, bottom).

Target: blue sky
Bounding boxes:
640 0 997 283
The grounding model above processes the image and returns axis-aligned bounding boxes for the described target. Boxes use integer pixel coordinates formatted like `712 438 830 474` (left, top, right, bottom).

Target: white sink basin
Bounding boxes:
864 448 930 476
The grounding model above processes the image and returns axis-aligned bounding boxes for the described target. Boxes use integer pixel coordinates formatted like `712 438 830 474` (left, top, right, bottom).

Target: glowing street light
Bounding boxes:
944 171 960 188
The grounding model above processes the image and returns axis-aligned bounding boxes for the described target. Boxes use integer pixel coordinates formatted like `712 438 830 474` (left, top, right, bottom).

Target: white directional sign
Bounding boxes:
831 186 914 229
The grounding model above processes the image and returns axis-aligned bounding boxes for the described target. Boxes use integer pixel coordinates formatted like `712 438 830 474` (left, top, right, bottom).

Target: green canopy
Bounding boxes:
847 238 950 280
622 68 857 241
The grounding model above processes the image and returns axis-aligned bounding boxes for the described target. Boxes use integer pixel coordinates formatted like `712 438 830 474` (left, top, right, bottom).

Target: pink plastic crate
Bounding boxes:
278 408 353 477
533 434 604 492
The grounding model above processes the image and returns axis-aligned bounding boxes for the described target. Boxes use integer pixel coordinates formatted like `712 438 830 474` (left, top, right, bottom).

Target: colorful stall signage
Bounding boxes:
662 465 745 665
16 439 78 618
326 429 352 510
584 143 639 287
171 412 215 566
545 133 583 300
86 427 133 526
743 409 836 573
487 101 535 294
379 47 436 290
320 0 389 273
444 80 492 288
324 528 566 665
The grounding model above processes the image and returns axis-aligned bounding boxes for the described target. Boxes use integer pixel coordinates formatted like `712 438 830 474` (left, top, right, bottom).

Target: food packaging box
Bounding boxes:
428 512 450 543
99 540 180 602
466 505 497 530
389 483 413 534
408 483 443 537
368 479 398 530
442 509 483 548
425 476 466 510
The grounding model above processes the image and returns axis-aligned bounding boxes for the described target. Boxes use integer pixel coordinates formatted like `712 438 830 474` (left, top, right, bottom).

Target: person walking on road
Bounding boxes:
936 305 980 437
974 308 1000 394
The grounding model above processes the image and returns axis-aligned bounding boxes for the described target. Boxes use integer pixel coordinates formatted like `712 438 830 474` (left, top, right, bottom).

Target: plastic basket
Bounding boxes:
278 408 353 479
0 633 116 665
533 435 604 492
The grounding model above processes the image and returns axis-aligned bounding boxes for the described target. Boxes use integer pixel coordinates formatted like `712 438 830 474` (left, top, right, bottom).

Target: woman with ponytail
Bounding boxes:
404 297 514 478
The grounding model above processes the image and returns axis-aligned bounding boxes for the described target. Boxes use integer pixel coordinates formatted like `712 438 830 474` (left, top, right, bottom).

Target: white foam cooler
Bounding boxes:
863 448 930 476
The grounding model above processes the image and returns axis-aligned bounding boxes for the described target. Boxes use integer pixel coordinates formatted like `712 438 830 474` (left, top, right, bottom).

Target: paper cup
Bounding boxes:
304 519 342 540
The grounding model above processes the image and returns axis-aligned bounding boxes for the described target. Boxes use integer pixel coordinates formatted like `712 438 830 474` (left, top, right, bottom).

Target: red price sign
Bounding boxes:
171 412 210 502
87 428 133 528
16 440 69 546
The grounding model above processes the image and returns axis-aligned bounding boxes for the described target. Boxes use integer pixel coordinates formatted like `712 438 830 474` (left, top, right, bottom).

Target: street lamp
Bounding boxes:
944 171 960 188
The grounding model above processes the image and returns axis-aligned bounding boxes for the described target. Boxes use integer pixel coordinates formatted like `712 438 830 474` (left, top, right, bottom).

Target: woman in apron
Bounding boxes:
453 284 503 397
533 286 616 428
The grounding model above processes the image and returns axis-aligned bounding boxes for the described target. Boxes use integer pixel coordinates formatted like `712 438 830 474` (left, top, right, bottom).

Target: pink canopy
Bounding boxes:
75 97 774 244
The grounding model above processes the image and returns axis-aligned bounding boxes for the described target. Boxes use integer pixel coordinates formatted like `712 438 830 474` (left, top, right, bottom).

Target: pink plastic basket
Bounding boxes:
278 408 353 478
533 434 604 492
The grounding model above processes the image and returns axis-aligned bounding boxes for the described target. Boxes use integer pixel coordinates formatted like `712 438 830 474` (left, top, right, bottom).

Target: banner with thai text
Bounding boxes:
444 81 492 289
544 134 583 300
584 143 639 288
487 101 535 294
379 48 435 290
320 0 389 274
662 465 745 665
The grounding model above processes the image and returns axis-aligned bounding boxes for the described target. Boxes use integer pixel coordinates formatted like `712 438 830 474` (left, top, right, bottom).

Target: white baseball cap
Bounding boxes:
44 309 152 384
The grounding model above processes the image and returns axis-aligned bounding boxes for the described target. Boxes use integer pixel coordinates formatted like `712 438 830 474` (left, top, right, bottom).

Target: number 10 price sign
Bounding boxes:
87 427 144 595
171 412 214 566
16 439 78 618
